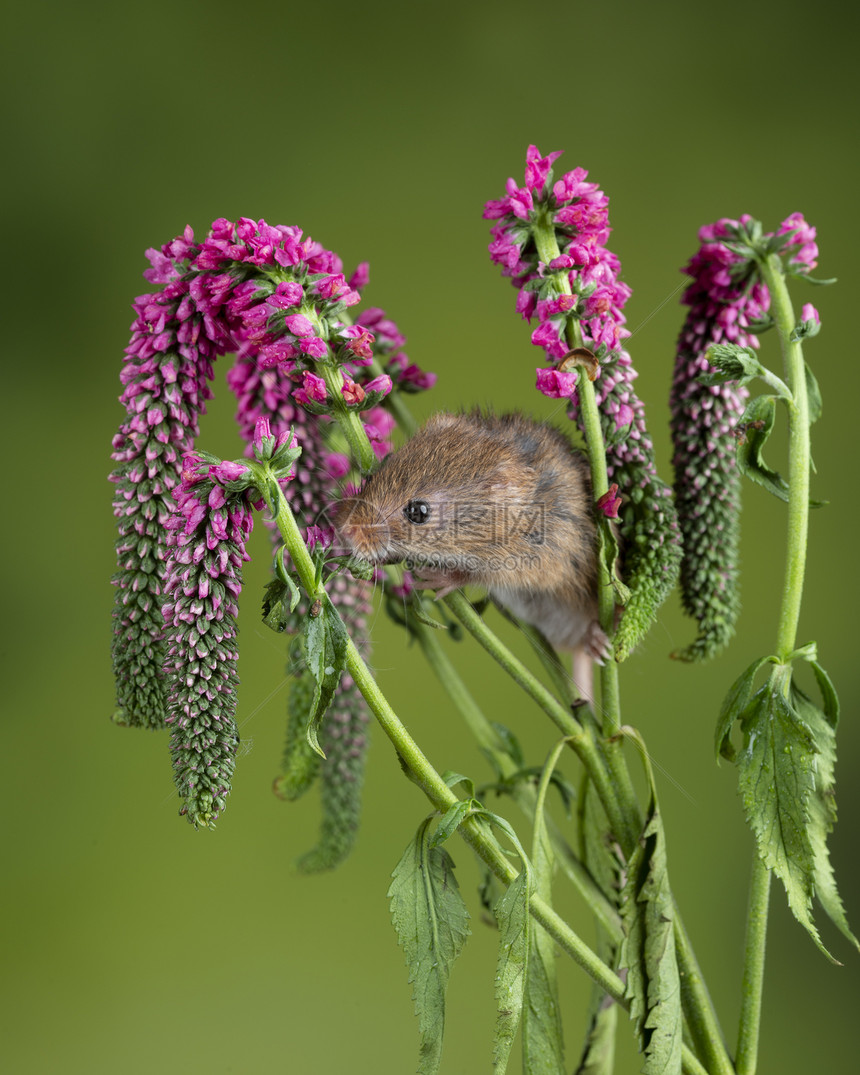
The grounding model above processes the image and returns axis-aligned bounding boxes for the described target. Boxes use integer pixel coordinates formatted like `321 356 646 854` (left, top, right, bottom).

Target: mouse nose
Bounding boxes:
334 500 391 558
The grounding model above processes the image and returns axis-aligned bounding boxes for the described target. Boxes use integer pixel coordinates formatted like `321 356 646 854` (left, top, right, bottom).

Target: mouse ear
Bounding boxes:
424 412 460 431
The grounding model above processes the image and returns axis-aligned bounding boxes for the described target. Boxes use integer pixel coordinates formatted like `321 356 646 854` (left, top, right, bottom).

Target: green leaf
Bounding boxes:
700 343 767 388
430 799 474 848
304 594 350 757
598 515 630 606
574 1001 617 1075
715 655 775 762
576 782 623 1075
491 722 526 769
807 658 840 729
805 363 823 424
737 677 836 960
261 577 301 632
736 395 790 502
791 687 858 953
388 818 471 1075
618 798 682 1075
492 869 530 1073
522 923 566 1075
273 659 321 801
522 757 565 1074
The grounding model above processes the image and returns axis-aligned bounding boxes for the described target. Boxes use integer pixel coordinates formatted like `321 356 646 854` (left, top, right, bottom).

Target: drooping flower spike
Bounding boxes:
111 217 435 853
161 451 264 828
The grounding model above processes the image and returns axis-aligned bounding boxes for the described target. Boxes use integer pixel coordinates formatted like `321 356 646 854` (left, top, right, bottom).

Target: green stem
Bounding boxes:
758 254 810 658
735 854 771 1075
533 211 734 1074
730 254 810 1073
318 365 377 473
266 477 625 1002
673 911 735 1075
443 590 641 857
416 616 622 939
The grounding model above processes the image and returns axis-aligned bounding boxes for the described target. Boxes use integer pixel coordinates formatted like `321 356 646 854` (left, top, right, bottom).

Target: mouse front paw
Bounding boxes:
413 567 470 599
583 619 612 665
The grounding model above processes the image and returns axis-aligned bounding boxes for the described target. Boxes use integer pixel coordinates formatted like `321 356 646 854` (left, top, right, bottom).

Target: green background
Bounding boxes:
3 1 859 1071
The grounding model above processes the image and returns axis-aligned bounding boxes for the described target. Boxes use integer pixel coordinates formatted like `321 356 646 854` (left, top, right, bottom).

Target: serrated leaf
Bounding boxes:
736 395 790 502
493 869 530 1072
791 687 858 953
304 594 349 757
388 818 471 1075
736 679 838 961
715 655 775 762
618 801 682 1075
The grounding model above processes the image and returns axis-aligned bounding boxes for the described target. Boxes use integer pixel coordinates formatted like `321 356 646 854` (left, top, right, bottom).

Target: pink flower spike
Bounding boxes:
363 374 393 398
596 484 622 519
306 525 335 553
254 416 272 445
284 313 315 337
801 303 820 326
524 145 563 195
348 262 370 290
536 367 578 399
299 336 328 359
324 452 350 479
341 376 366 406
211 460 250 482
302 371 328 403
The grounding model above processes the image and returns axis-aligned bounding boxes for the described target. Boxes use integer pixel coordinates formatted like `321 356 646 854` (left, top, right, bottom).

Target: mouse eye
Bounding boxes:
403 499 431 524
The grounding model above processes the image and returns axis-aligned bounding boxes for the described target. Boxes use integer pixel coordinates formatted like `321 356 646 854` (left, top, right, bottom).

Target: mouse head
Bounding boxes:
334 413 536 568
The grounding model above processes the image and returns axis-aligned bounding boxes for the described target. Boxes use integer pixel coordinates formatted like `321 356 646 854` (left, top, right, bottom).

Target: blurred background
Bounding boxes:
3 1 858 1071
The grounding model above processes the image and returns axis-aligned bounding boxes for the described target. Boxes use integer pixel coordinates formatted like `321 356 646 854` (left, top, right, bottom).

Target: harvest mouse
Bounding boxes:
334 411 610 663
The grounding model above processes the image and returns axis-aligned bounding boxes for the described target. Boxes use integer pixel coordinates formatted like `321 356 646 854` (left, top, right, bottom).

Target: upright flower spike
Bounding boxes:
484 146 682 659
162 451 268 828
670 216 771 661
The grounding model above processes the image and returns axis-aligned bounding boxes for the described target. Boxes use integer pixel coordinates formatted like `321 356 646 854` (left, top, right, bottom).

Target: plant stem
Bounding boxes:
758 254 811 659
730 254 810 1073
735 854 771 1075
533 210 735 1074
673 911 735 1075
318 365 377 473
266 477 625 1001
442 590 638 851
418 613 623 935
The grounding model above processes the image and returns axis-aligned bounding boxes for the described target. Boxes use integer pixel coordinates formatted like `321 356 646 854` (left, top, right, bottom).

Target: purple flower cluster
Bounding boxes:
112 216 435 845
111 231 221 728
669 212 817 660
161 453 262 828
484 147 681 659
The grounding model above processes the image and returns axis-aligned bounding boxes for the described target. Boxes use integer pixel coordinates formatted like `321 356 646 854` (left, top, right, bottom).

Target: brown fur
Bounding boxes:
335 411 605 654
